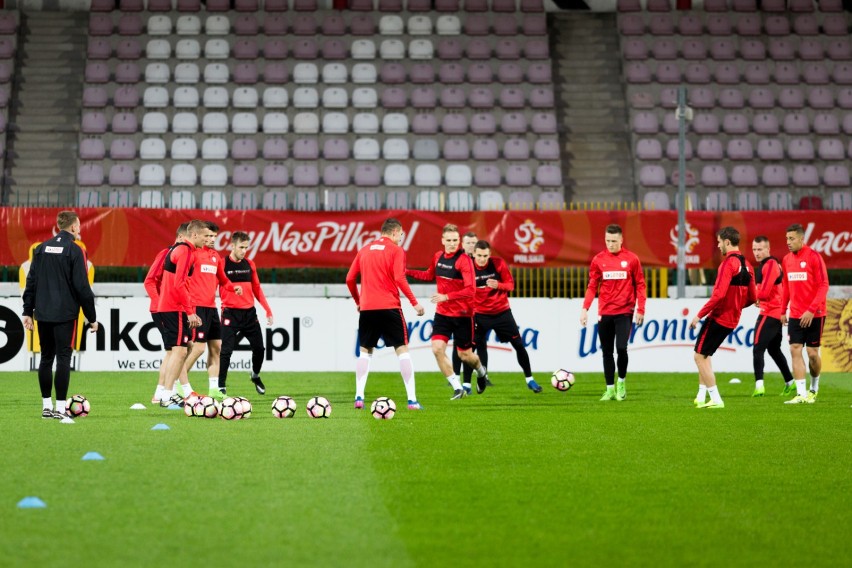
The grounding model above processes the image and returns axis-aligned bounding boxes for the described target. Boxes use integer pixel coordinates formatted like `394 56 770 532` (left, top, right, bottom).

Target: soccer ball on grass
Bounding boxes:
220 397 246 420
370 397 396 420
271 396 297 418
67 394 90 418
184 393 201 417
194 395 219 419
306 396 332 418
551 369 575 391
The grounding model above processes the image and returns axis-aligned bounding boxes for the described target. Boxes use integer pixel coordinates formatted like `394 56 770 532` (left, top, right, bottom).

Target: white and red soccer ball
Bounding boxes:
370 397 396 420
551 369 575 391
184 393 201 417
271 396 297 418
67 394 90 418
306 396 332 418
220 396 252 420
193 395 219 419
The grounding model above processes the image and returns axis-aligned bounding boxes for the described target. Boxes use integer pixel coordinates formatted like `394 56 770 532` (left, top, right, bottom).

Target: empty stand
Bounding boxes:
75 4 561 210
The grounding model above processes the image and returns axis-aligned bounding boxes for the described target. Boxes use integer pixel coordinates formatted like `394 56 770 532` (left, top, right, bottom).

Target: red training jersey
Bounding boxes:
143 247 169 313
781 245 829 319
346 235 418 311
187 246 235 308
220 255 273 316
157 241 196 315
698 250 757 329
473 256 513 315
583 247 647 317
407 248 475 317
755 256 783 320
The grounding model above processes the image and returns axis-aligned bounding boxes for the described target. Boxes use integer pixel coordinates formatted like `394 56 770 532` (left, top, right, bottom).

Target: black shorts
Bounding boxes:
358 308 408 349
753 314 783 350
788 317 824 347
151 312 165 343
475 310 520 343
432 313 474 351
694 319 733 357
194 306 222 343
221 307 265 355
159 311 193 350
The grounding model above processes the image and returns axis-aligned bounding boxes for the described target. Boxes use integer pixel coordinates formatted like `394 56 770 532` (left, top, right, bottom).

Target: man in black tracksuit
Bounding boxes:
22 211 98 420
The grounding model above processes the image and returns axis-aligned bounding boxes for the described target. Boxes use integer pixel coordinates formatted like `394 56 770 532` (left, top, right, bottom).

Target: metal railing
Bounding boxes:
511 266 669 299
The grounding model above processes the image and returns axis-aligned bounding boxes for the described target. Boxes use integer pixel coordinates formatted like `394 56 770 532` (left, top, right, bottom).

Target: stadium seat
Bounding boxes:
171 138 198 160
139 165 166 187
201 165 228 187
202 138 228 160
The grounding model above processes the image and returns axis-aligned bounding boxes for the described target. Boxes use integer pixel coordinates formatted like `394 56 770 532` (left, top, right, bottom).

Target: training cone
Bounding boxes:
729 378 742 384
130 403 146 410
150 423 170 431
17 497 47 509
82 452 104 461
60 416 75 424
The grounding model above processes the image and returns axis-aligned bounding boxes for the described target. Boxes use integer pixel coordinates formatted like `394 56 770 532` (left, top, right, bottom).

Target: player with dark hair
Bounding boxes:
156 219 208 407
781 223 829 404
182 221 241 397
217 231 272 397
690 227 757 409
407 224 489 399
750 235 795 397
471 240 539 392
581 224 646 401
144 222 192 403
22 210 98 420
346 218 425 409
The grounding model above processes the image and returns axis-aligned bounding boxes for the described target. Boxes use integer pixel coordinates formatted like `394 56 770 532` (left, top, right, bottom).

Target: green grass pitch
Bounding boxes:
1 370 850 567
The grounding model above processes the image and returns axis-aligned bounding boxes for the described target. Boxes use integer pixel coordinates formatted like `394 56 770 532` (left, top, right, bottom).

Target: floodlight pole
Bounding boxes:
676 86 689 299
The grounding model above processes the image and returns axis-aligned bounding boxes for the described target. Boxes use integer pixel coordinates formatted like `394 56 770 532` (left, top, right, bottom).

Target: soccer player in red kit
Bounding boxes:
143 222 192 403
689 227 757 409
217 231 273 397
472 241 539 392
781 223 829 404
750 236 795 398
407 224 489 399
580 224 646 401
181 221 241 397
347 218 425 409
452 231 482 389
157 219 207 407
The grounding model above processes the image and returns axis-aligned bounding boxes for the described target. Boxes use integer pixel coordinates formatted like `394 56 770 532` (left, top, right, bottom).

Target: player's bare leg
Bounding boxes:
806 346 821 402
205 339 223 395
458 347 489 395
693 353 723 408
431 339 465 399
179 341 208 396
153 350 171 403
787 344 808 403
161 346 190 407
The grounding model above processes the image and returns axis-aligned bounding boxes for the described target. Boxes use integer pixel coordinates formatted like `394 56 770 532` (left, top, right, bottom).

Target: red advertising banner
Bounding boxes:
1 208 849 269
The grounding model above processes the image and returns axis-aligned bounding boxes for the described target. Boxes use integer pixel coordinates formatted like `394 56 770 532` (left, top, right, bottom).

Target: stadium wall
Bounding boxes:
1 297 849 373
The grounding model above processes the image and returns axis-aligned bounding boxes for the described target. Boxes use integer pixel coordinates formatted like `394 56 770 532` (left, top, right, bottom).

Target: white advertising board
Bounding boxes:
0 297 774 374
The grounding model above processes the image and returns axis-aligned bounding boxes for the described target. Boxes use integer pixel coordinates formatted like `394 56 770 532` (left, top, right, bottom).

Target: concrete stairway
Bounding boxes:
6 10 86 206
550 12 636 205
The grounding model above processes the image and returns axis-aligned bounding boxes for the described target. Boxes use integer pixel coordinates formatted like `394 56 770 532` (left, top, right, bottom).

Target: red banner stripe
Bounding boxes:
2 208 849 269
